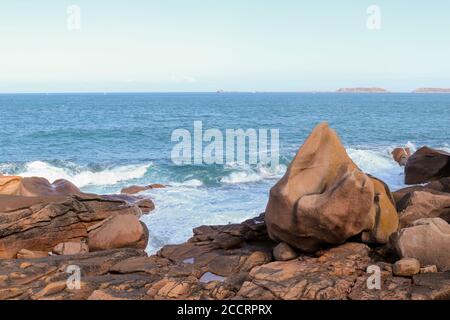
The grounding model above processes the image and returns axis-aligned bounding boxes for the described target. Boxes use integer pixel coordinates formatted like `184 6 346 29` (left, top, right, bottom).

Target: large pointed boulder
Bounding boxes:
265 123 398 252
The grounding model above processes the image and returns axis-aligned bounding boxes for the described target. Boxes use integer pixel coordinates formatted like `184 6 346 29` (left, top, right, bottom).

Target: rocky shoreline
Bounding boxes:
1 123 449 300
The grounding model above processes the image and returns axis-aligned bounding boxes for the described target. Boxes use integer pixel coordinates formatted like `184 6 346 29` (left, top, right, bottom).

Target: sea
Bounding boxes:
1 92 449 253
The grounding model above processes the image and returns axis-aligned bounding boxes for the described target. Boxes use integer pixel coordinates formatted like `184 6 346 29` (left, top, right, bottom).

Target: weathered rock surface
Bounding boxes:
405 147 450 185
0 176 82 197
16 249 49 259
88 214 148 251
396 191 450 228
420 265 438 274
393 258 421 277
265 123 398 252
101 194 155 214
393 218 450 271
0 215 449 300
273 243 297 261
392 177 450 209
0 194 143 259
121 184 165 195
392 147 411 166
53 242 89 256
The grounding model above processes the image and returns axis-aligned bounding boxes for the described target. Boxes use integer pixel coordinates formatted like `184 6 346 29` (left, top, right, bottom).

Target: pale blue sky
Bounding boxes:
1 0 450 92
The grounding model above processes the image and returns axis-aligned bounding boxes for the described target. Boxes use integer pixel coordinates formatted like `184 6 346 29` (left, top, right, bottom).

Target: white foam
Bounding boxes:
221 164 286 185
347 147 405 191
141 180 267 254
171 179 204 187
18 161 151 188
405 141 417 153
347 148 397 174
221 171 262 184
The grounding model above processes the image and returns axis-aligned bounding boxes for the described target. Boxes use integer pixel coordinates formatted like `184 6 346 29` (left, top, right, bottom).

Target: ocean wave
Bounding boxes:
11 161 151 188
171 179 204 187
221 164 287 185
347 147 406 191
347 148 398 173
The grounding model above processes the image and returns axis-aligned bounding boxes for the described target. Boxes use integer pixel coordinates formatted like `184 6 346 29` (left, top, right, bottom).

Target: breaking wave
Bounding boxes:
3 161 151 188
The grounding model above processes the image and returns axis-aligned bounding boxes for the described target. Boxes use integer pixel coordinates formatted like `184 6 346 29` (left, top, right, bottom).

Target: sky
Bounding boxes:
1 0 450 93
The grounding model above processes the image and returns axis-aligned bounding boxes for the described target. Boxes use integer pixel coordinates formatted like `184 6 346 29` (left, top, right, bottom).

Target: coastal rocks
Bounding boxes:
405 147 450 184
159 215 271 278
420 265 438 274
265 122 398 252
396 191 450 228
411 273 450 300
273 243 297 261
393 218 450 271
393 258 421 277
101 194 155 214
0 214 449 300
426 177 450 193
53 241 89 256
121 184 165 195
392 147 411 166
237 242 406 300
0 248 149 300
16 249 49 259
88 214 149 251
392 177 450 206
0 194 145 259
0 176 81 197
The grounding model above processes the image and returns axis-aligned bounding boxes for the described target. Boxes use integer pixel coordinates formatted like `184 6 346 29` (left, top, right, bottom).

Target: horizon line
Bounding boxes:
1 90 450 95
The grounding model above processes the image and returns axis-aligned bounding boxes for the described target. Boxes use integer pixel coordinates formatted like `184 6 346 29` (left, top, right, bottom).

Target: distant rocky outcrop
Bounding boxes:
413 88 450 93
337 87 389 93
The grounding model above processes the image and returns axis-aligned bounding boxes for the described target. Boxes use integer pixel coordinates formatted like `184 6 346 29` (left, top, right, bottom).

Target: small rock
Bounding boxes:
121 184 165 195
16 249 49 259
273 242 298 261
88 214 149 251
31 281 67 300
88 290 123 300
212 234 243 250
53 242 89 256
420 265 438 274
392 147 411 166
19 262 32 269
242 251 272 271
393 258 421 277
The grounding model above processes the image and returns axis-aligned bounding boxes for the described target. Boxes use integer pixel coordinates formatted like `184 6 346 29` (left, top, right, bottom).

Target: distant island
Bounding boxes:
336 87 389 93
412 88 450 93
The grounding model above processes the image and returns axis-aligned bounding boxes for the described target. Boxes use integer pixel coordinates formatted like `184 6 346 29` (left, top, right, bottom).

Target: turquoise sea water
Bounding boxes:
1 93 449 252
